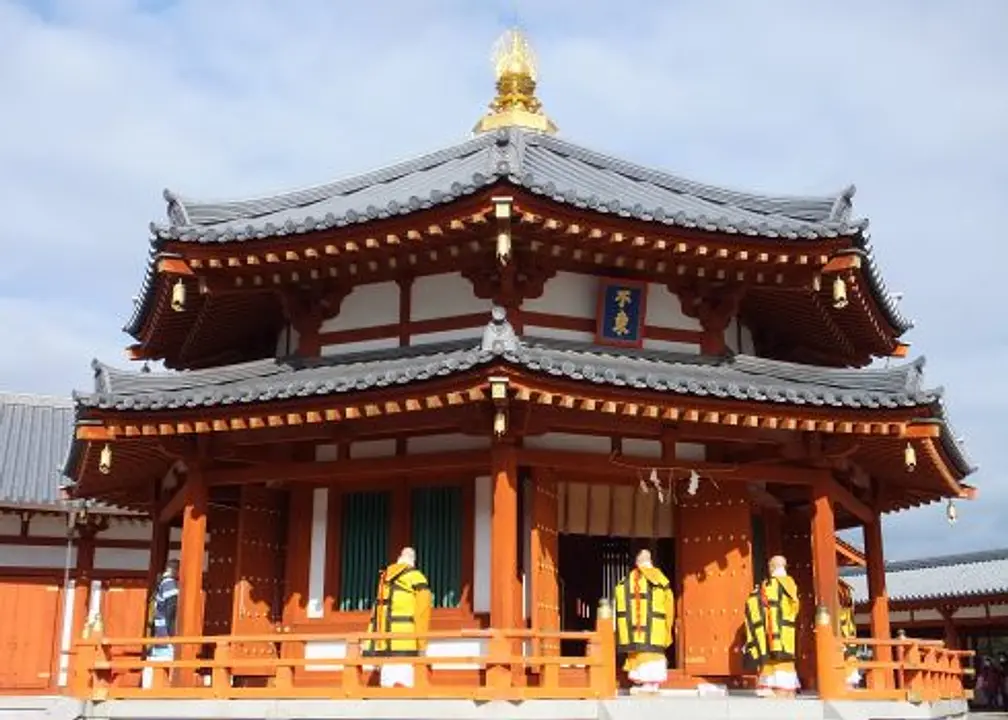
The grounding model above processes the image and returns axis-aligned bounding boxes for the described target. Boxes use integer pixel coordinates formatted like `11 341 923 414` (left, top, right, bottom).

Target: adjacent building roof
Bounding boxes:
0 393 74 508
75 313 973 479
125 126 911 339
842 549 1008 605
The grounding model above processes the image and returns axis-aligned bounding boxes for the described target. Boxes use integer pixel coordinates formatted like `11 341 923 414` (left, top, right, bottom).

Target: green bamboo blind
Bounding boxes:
411 485 463 609
338 491 390 611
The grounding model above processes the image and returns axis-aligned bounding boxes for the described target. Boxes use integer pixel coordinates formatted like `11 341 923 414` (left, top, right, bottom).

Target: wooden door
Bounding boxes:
678 483 753 678
203 495 240 637
0 577 61 690
783 514 816 689
231 485 288 667
530 470 561 657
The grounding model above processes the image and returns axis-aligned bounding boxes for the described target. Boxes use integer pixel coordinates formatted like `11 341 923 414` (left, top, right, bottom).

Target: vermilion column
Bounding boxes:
176 467 208 684
490 443 519 629
863 514 892 688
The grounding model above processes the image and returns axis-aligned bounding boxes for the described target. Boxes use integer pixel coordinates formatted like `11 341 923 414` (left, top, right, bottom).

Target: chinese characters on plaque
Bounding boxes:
595 279 647 347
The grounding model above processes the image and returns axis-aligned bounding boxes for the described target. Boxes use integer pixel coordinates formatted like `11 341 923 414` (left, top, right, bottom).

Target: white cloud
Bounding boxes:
0 0 1005 558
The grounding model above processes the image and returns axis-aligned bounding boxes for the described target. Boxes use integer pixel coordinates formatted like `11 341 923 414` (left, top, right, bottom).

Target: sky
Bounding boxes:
0 0 1005 560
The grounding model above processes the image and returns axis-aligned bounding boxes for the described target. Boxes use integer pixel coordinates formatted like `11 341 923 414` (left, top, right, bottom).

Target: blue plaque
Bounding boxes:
595 279 647 347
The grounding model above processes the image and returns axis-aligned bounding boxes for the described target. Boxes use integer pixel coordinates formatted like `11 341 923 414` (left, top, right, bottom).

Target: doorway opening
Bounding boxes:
557 533 675 661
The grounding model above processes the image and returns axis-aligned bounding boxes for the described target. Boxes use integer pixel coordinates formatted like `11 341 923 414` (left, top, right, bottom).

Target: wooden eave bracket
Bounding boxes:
155 254 194 276
821 251 862 275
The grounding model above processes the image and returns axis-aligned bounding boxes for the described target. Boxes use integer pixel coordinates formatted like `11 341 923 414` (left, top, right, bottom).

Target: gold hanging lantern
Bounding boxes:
832 276 848 309
903 442 916 472
170 278 186 312
98 443 112 474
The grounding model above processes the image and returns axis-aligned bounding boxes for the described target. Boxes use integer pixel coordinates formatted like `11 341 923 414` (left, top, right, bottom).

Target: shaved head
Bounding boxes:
398 546 416 566
635 549 652 567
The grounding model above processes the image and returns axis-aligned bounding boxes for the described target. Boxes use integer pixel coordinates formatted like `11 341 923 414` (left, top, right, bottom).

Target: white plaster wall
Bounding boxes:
98 519 152 542
723 316 756 355
646 283 701 331
94 548 150 572
0 544 76 568
522 271 597 318
350 439 397 459
411 327 484 347
523 433 611 454
990 604 1008 617
523 325 595 344
30 515 72 537
473 475 492 615
621 439 661 459
955 605 989 619
407 434 491 454
303 638 488 672
913 609 942 622
676 442 707 462
315 443 339 462
275 324 299 357
641 338 699 354
320 282 399 333
306 488 328 619
411 274 489 321
321 337 399 356
0 513 20 534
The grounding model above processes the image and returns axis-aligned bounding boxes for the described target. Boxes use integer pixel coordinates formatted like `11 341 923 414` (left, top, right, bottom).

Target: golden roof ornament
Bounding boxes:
473 28 558 136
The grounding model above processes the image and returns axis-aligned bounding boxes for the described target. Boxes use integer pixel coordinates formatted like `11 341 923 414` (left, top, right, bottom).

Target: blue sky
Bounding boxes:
1 0 1005 560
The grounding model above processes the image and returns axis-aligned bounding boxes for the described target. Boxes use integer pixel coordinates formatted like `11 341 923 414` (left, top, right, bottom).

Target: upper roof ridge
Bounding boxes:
0 392 73 408
163 132 498 228
533 132 859 225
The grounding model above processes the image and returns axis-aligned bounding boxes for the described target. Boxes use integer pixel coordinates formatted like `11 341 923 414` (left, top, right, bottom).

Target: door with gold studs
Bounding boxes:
530 469 561 658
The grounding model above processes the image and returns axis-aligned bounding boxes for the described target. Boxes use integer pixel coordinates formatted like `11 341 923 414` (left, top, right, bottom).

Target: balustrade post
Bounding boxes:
814 605 843 700
341 638 361 697
589 599 617 698
211 642 230 697
69 627 96 697
485 632 513 697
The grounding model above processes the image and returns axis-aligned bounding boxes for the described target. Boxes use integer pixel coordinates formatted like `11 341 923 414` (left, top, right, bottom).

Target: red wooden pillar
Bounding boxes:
863 513 892 687
810 479 840 696
490 443 519 629
71 526 97 641
177 467 208 684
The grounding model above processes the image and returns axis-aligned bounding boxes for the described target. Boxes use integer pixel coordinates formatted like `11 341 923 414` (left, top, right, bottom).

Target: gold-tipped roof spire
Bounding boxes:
473 28 558 136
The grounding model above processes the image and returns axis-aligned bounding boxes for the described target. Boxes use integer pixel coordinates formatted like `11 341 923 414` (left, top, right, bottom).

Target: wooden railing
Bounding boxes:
67 613 617 701
816 623 974 702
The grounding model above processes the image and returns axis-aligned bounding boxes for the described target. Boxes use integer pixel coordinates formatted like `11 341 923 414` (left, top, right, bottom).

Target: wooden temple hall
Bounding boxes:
62 29 976 702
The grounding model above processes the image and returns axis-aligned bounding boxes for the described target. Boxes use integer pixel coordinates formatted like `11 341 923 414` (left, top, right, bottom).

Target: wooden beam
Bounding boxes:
206 450 489 487
156 257 195 275
516 447 818 485
157 474 190 525
827 477 873 525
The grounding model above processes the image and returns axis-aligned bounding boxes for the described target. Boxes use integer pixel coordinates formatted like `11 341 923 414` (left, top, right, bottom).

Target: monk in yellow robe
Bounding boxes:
744 554 800 697
838 579 861 688
364 547 432 689
613 549 674 694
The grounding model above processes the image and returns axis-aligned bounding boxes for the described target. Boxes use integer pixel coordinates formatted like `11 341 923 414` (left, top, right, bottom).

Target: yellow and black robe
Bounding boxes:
743 575 799 670
838 580 857 658
613 566 674 671
363 562 432 657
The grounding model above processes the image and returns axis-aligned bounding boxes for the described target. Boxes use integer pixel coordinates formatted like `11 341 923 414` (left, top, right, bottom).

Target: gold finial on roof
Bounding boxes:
473 28 557 136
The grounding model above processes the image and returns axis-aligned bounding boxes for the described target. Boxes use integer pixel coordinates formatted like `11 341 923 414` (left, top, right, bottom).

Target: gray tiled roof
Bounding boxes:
0 393 74 508
125 126 910 339
842 549 1008 604
73 316 973 478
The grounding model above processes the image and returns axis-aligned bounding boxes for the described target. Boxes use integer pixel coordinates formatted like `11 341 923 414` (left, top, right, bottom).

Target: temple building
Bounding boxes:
56 28 976 703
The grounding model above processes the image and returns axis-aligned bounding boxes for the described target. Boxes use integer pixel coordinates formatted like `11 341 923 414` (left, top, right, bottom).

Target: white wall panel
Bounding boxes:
522 272 597 318
645 283 701 331
411 274 489 321
320 281 399 332
473 475 492 614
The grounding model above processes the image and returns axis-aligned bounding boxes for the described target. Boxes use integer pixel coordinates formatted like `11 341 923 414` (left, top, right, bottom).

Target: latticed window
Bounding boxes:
411 485 463 609
338 491 390 611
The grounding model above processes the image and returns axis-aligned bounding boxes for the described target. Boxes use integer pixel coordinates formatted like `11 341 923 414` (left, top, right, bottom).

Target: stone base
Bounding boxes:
4 694 969 720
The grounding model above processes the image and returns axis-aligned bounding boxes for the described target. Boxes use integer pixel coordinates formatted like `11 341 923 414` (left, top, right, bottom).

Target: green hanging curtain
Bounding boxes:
338 491 390 611
411 485 463 608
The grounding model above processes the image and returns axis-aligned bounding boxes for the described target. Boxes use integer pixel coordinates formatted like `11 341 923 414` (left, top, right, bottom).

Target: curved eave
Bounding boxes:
848 238 914 337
